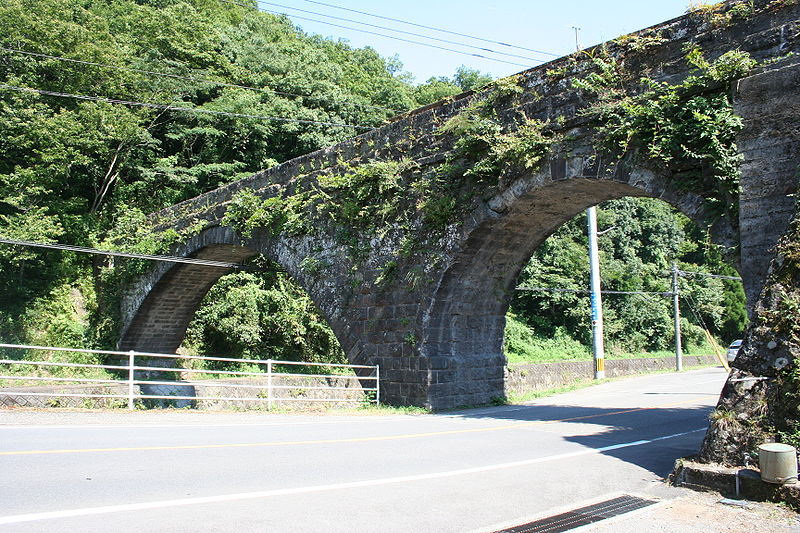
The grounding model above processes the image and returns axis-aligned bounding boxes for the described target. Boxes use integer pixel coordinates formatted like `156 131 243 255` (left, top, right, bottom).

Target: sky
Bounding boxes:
256 0 713 83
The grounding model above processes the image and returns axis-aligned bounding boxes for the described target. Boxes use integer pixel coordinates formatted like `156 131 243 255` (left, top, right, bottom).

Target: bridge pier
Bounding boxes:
735 59 800 310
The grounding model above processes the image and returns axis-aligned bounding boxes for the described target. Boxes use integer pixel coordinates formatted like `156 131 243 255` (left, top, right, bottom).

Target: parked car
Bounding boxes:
727 339 742 363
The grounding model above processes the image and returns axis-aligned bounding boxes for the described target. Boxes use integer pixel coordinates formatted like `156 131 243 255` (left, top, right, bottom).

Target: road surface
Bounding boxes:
0 367 729 532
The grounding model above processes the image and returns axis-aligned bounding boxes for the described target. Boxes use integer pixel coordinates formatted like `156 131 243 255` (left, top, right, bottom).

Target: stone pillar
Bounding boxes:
699 60 800 464
735 60 800 309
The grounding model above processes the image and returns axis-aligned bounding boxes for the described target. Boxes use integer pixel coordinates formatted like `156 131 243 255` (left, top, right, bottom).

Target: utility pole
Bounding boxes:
672 262 683 371
587 207 605 379
571 26 582 52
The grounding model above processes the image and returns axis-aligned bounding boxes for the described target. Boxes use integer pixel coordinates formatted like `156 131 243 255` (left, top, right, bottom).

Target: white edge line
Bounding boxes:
0 428 705 525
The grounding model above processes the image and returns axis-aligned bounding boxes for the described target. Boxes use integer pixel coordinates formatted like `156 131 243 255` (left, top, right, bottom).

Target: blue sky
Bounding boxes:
258 0 712 82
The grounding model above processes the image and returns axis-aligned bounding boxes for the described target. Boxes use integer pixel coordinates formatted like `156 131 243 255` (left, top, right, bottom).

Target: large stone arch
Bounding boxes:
414 153 735 408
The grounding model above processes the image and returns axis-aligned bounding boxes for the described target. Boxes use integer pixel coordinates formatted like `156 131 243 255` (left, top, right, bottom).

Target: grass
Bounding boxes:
505 334 720 364
352 403 431 415
503 313 727 364
0 362 118 389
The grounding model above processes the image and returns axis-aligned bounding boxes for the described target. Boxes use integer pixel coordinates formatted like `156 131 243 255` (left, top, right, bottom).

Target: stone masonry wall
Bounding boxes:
700 61 800 465
506 356 719 397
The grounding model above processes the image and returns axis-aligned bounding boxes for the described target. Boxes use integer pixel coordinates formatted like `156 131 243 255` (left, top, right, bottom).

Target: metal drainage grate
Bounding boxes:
492 494 658 533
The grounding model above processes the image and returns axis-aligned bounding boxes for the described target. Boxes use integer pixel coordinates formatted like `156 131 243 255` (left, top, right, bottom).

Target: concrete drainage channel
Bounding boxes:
490 495 658 533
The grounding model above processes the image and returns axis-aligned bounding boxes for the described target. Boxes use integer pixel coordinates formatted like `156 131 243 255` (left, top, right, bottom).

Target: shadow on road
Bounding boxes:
446 403 714 476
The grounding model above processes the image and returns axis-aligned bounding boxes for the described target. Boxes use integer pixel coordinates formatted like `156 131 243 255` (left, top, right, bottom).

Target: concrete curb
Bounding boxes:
672 458 800 509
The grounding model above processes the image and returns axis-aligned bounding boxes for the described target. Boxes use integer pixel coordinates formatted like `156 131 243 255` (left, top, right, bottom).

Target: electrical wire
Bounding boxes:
0 238 266 270
221 0 532 69
251 0 549 63
516 286 672 296
682 289 721 345
0 46 403 115
0 83 374 130
678 268 742 281
295 0 562 58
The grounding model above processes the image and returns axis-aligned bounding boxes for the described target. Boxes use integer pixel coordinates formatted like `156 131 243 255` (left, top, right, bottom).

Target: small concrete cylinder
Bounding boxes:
759 443 798 484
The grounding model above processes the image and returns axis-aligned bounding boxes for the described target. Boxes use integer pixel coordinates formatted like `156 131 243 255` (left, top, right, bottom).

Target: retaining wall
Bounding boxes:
505 355 720 397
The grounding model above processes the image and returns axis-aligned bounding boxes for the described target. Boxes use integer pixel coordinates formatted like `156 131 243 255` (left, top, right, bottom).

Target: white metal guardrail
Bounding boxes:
0 343 379 410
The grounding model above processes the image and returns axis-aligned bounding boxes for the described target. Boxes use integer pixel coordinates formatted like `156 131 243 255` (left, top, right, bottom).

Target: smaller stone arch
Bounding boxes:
119 224 360 366
119 226 257 354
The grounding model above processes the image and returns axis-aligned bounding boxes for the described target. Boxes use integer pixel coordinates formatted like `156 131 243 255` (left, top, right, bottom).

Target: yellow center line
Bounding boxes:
0 395 717 456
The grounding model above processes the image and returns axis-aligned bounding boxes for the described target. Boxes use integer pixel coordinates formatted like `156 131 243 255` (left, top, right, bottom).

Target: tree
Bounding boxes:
509 197 747 356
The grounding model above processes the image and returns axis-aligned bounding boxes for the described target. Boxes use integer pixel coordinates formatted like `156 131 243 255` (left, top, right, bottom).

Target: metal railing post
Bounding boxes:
127 350 135 410
267 359 273 410
375 364 380 406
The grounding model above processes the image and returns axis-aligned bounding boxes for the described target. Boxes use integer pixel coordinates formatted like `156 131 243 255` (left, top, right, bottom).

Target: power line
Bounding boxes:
221 0 532 69
0 238 267 270
252 0 548 64
0 46 403 115
295 0 562 58
0 83 374 130
678 268 742 281
516 286 673 296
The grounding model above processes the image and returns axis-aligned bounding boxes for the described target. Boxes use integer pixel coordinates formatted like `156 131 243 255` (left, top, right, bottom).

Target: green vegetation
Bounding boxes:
412 66 493 105
506 197 747 360
0 0 749 382
222 74 553 273
438 83 552 184
758 208 800 447
0 0 483 366
574 49 756 222
687 1 757 27
182 264 346 367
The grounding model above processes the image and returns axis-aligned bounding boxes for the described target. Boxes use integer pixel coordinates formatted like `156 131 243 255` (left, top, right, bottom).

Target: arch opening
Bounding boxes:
118 227 355 407
180 255 347 371
504 196 747 374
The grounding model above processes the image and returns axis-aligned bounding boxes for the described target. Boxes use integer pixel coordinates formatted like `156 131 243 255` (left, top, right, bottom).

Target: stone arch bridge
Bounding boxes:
120 0 800 409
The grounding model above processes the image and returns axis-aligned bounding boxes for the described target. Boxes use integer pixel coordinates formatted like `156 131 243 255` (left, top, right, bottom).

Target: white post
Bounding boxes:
127 350 135 411
672 263 683 371
587 207 605 379
267 359 273 410
375 364 380 406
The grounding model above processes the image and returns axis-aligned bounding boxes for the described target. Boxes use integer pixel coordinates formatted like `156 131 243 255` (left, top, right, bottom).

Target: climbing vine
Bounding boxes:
574 49 757 221
222 75 555 280
438 76 553 184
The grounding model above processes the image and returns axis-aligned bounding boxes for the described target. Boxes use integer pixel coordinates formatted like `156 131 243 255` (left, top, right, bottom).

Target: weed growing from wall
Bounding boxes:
574 49 756 222
438 76 553 186
222 77 555 282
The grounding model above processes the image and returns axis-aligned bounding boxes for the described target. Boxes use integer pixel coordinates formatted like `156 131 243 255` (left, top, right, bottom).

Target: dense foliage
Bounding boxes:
0 0 747 368
183 267 346 367
506 198 747 362
0 0 424 356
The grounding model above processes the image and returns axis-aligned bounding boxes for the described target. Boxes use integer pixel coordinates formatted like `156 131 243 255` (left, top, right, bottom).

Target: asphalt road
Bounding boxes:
0 367 728 533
